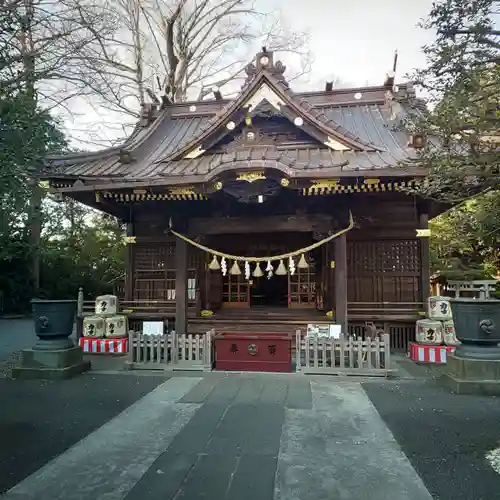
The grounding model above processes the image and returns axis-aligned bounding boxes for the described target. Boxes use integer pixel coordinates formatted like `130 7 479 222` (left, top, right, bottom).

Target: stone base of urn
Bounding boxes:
12 346 90 380
442 353 500 395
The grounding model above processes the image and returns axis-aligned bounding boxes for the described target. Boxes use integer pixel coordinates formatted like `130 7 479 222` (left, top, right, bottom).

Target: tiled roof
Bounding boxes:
46 100 419 184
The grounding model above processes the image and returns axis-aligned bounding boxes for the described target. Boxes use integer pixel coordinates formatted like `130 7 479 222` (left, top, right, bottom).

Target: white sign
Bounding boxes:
307 323 342 339
329 324 342 339
142 321 164 336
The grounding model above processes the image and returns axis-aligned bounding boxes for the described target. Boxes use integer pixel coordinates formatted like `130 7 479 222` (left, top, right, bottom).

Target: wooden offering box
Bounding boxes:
215 332 292 373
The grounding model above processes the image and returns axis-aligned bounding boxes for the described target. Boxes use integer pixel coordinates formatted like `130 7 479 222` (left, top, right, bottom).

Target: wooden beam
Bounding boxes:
335 233 348 335
419 212 430 305
175 237 189 334
188 214 336 235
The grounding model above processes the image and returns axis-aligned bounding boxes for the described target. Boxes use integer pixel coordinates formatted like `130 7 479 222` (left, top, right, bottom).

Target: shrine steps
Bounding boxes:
188 307 329 335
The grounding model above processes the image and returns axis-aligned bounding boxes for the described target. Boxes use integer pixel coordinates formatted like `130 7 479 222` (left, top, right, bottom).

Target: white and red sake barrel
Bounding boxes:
442 319 460 346
83 316 105 338
427 296 452 321
104 315 129 338
415 319 443 345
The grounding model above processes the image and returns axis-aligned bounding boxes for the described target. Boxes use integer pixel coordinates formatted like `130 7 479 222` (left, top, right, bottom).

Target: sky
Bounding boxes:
64 0 437 149
259 0 436 87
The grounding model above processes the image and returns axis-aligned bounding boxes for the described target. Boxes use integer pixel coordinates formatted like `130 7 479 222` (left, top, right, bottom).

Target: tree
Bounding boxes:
0 90 66 310
430 190 500 280
0 0 117 292
41 199 125 300
0 0 117 106
405 0 500 202
75 0 312 131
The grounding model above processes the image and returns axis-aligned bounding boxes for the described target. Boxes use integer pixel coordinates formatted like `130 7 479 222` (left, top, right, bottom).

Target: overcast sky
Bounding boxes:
259 0 435 87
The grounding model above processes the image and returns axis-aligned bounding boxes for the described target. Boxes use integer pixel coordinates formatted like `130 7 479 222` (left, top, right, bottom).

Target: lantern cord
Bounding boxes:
169 211 354 262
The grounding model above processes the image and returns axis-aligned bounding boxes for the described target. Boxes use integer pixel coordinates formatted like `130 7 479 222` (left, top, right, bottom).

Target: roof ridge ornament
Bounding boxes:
244 48 287 85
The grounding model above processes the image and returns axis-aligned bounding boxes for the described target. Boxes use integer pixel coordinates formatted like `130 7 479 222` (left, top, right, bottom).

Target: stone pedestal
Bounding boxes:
12 346 90 380
442 353 500 395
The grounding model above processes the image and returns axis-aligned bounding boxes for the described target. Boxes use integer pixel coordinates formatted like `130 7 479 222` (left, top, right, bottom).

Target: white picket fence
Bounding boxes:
296 331 392 377
127 330 214 371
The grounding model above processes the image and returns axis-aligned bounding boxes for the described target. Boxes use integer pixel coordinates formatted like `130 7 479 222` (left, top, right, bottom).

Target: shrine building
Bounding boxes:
44 49 443 350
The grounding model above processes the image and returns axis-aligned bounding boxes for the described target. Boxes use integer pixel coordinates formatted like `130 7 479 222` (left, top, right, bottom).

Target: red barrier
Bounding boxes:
214 333 292 372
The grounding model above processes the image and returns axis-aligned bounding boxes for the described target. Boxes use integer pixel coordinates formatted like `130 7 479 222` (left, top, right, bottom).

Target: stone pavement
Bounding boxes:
1 373 432 500
2 373 500 500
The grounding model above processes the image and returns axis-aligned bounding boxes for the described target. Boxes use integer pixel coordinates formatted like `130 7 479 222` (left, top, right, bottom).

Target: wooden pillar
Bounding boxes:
419 212 430 305
328 241 336 313
335 233 348 335
125 222 134 301
175 237 188 334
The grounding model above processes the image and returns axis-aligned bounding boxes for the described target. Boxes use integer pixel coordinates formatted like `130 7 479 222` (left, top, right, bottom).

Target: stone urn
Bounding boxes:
450 298 500 360
31 299 77 350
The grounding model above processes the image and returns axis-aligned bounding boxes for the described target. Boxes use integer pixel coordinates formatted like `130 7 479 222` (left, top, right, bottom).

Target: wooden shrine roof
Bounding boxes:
45 50 430 190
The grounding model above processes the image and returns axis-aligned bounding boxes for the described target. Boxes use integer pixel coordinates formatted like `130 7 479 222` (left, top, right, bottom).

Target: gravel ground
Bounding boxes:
0 374 166 494
363 379 500 500
0 350 22 379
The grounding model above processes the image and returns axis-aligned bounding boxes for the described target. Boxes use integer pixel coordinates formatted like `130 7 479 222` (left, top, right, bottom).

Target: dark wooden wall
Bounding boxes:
346 195 423 305
126 193 428 310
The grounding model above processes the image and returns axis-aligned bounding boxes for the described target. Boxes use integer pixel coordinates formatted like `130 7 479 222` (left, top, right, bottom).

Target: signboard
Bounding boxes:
306 323 342 339
142 321 164 336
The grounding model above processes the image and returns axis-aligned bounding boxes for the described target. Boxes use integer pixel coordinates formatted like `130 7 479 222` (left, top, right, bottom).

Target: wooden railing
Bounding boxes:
296 331 392 376
443 280 498 299
127 330 214 371
347 302 423 331
348 302 424 313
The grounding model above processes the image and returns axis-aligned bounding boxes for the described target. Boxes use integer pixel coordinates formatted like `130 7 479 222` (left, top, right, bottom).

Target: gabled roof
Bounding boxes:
163 52 380 162
44 50 428 188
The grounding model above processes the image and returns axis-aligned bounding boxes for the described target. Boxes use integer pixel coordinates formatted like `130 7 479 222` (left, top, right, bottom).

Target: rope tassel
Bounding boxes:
275 260 287 275
297 254 308 268
208 255 220 270
253 262 264 277
230 261 241 275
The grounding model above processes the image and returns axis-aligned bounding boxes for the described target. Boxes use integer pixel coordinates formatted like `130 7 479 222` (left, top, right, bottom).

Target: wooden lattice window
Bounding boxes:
134 244 175 271
289 262 316 308
347 240 421 304
222 274 249 307
133 244 197 301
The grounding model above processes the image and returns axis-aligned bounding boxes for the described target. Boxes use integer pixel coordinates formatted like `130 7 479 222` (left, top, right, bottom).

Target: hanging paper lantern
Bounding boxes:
275 260 287 275
297 254 309 268
230 261 241 275
208 255 220 270
289 256 296 275
244 261 251 280
253 262 263 277
221 257 227 276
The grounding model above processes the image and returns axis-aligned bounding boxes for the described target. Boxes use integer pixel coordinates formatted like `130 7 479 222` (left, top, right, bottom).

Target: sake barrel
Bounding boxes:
415 319 443 345
427 296 452 320
95 295 118 316
442 319 460 346
83 316 105 338
104 315 128 338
